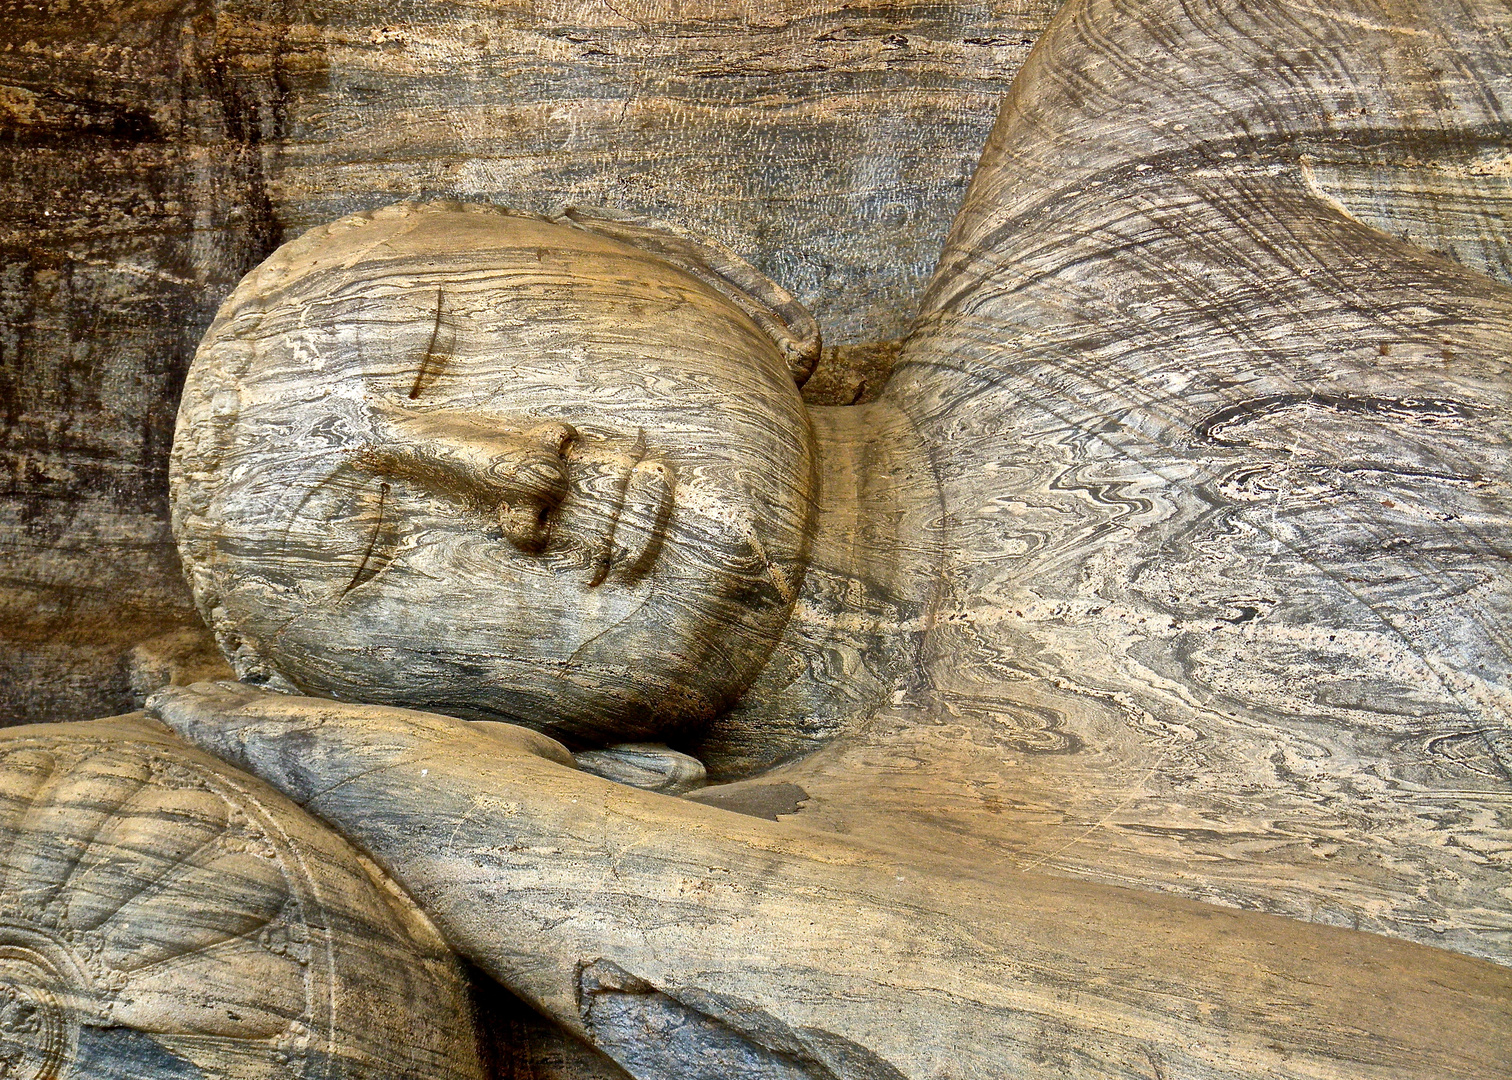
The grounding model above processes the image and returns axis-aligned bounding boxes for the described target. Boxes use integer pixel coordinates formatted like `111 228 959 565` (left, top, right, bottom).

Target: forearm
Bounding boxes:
153 684 1512 1080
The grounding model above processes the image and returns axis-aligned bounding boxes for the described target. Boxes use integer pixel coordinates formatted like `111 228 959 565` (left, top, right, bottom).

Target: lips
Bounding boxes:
584 452 675 586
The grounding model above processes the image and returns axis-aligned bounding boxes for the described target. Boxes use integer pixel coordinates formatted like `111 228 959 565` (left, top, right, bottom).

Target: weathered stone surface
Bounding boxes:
0 713 485 1079
7 0 1512 1075
858 0 1512 965
151 683 1512 1080
0 0 1052 724
0 0 274 724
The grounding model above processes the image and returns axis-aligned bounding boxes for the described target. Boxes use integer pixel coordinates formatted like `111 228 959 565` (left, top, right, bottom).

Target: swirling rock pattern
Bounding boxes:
149 683 1512 1080
171 202 821 749
815 0 1512 961
0 0 1056 727
0 715 484 1080
127 0 1512 1074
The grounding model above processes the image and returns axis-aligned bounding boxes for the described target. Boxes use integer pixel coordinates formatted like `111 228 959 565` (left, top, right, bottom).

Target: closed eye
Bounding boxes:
407 287 452 401
344 481 394 595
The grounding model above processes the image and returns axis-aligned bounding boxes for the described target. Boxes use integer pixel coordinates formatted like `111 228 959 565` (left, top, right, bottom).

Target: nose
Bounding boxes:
360 408 577 552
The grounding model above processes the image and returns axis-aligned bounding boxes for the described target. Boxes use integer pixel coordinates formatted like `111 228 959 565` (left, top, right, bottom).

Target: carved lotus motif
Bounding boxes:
0 717 484 1080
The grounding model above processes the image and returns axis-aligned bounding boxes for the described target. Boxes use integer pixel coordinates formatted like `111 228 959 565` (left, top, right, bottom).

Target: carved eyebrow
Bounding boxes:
408 287 451 400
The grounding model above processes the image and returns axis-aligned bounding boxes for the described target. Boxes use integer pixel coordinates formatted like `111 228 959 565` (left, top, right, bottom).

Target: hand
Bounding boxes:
148 680 575 804
147 682 1512 1080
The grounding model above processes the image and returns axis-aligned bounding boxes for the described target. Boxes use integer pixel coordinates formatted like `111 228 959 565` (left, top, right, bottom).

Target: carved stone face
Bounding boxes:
173 204 817 747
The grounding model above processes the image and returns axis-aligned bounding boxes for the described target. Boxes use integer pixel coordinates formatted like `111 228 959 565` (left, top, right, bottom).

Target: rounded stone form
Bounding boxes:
0 715 484 1080
0 942 71 1080
171 201 818 747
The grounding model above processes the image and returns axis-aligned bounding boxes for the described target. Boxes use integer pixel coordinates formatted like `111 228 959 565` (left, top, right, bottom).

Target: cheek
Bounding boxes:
674 418 814 555
295 519 657 659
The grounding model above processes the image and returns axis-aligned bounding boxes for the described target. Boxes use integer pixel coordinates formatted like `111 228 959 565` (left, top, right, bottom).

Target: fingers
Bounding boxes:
147 682 573 806
141 688 1512 1080
466 720 577 768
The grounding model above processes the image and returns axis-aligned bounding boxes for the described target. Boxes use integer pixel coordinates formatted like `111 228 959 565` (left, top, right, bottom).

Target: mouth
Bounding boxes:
584 442 675 587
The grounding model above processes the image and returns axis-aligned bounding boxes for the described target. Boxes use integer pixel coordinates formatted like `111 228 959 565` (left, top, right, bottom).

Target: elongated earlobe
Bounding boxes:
551 205 821 385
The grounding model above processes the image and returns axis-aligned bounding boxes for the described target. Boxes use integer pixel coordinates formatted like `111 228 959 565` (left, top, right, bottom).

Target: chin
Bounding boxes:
395 667 718 750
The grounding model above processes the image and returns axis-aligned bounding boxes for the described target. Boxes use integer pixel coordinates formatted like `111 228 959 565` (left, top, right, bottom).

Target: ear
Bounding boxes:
551 206 821 386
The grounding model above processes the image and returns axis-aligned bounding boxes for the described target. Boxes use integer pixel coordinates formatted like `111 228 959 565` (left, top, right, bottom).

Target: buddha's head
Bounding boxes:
172 202 820 748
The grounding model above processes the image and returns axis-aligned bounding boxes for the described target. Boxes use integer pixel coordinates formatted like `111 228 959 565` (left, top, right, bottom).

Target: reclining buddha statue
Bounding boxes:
5 0 1511 1075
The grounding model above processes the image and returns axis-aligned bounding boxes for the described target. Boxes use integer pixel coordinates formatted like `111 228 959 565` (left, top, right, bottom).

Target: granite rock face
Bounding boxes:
142 0 1512 1073
0 0 1056 724
0 714 485 1080
4 0 1512 1076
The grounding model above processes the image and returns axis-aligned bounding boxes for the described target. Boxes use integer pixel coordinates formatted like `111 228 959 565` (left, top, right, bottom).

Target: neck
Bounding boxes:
691 399 942 781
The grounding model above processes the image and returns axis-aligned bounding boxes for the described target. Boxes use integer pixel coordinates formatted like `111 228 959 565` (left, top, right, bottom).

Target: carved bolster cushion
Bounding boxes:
0 715 485 1080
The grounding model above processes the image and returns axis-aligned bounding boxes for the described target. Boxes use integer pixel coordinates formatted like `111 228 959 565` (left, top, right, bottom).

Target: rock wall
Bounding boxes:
0 0 1058 723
